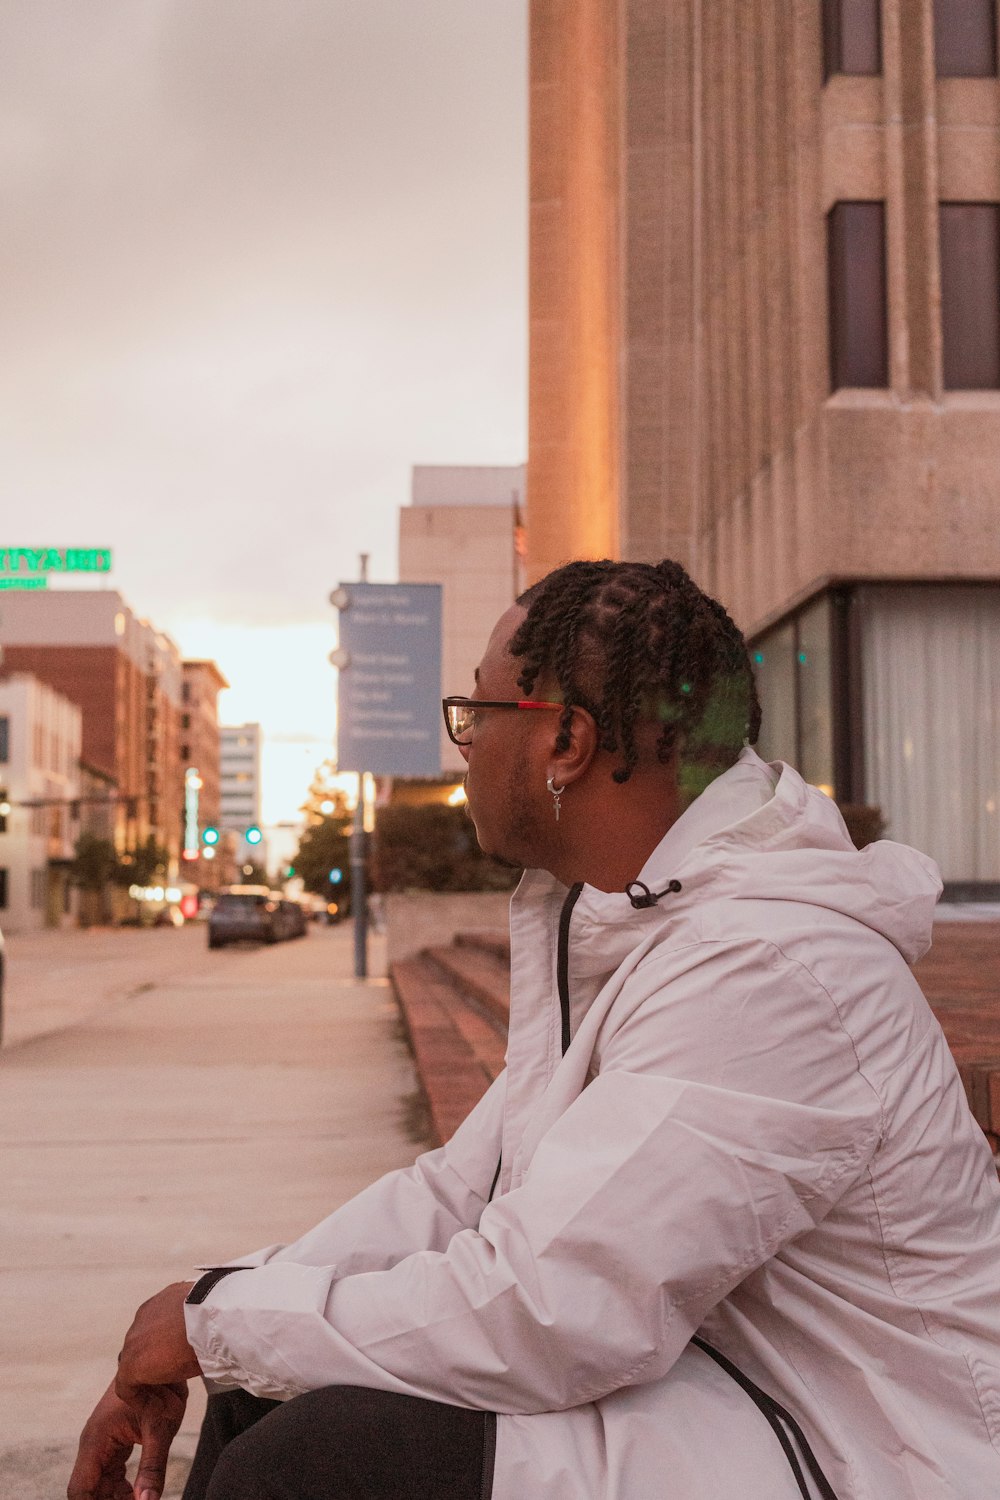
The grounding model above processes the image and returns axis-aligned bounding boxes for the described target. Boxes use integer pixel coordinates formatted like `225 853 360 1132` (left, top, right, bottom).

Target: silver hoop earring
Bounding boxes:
546 775 566 822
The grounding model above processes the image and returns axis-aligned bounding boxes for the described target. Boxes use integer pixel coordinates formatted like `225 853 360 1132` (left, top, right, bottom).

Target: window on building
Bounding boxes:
0 716 8 763
30 868 46 908
828 201 889 389
940 202 1000 388
933 0 997 76
0 868 7 909
751 598 836 796
823 0 882 79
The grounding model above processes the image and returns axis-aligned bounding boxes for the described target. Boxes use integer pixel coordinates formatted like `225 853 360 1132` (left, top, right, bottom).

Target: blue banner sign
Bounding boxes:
335 582 442 776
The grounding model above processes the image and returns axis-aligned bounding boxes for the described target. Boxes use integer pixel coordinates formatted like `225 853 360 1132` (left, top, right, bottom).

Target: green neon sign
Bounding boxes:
0 548 113 584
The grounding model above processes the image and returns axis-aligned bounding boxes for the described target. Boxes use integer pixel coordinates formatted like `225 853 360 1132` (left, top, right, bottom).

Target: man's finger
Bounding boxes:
132 1428 170 1500
131 1383 187 1500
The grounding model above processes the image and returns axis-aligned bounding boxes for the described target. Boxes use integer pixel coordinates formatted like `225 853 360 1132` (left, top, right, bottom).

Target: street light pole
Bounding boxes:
350 771 367 979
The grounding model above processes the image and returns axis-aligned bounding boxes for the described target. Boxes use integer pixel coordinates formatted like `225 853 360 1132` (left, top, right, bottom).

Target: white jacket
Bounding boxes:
185 750 1000 1499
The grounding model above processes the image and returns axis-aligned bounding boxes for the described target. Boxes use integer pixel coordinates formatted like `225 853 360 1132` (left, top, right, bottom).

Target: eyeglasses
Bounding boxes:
442 695 564 746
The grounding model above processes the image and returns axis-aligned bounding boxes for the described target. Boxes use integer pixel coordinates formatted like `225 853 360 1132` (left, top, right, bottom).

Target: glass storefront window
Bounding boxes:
797 596 835 795
751 622 797 766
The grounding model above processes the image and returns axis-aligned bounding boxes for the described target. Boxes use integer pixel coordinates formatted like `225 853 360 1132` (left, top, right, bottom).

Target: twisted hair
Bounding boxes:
511 559 762 789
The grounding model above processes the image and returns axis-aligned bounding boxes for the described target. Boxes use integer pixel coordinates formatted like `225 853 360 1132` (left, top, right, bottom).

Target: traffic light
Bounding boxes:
329 868 344 885
245 825 262 846
202 826 220 846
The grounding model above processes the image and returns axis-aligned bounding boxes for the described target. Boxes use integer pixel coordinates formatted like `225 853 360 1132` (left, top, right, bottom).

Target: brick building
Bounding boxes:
0 590 185 868
180 659 232 885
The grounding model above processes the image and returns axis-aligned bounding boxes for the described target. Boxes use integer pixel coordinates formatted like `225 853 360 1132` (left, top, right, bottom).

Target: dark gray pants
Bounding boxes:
182 1387 494 1500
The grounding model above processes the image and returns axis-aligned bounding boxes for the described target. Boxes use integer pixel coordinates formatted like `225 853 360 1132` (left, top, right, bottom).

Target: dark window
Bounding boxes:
828 201 889 389
940 203 1000 388
933 0 997 76
823 0 882 79
0 716 8 763
0 868 7 909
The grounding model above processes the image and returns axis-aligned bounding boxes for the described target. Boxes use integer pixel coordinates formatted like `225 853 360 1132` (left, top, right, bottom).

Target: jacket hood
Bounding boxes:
524 749 943 971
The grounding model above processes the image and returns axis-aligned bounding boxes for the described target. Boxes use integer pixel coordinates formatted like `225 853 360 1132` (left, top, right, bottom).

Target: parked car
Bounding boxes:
208 886 282 949
0 923 5 1045
278 899 308 939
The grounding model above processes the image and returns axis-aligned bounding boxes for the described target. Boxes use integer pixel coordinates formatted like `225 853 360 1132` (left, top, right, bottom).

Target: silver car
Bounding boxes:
208 887 281 949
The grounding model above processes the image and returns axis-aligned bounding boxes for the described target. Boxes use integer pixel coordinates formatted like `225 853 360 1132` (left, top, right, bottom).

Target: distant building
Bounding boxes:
0 673 81 932
0 589 184 869
527 0 1000 889
220 723 263 844
399 464 526 773
181 660 231 886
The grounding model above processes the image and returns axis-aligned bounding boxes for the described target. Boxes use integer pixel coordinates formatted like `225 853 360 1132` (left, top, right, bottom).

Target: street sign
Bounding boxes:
0 548 113 590
334 581 442 777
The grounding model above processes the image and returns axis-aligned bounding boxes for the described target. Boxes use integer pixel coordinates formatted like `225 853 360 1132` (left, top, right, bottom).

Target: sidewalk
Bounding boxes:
0 924 424 1499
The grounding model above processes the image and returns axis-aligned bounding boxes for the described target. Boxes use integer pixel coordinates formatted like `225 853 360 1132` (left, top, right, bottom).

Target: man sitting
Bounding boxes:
71 560 1000 1500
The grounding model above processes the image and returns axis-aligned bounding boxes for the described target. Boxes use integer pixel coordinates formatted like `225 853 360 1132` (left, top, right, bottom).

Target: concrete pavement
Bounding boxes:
0 923 424 1498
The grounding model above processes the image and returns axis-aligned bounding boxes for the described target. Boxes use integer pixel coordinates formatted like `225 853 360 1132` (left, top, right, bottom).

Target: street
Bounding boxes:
0 923 423 1499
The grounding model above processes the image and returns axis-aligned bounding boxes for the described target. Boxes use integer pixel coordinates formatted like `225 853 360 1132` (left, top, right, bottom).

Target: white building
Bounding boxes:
0 673 81 932
220 723 263 839
399 464 526 774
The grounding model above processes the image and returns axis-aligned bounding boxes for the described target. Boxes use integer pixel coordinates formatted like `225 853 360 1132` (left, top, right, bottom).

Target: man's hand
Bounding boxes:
67 1378 187 1500
68 1282 200 1500
115 1282 201 1400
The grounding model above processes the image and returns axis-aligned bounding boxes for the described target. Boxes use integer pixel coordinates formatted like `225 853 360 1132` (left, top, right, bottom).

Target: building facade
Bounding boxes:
181 659 232 886
399 464 527 773
0 590 185 870
220 723 263 840
528 0 1000 887
0 673 81 932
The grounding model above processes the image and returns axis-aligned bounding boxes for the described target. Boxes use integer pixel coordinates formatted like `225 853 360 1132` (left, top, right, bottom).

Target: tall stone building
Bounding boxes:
528 0 1000 888
399 465 526 774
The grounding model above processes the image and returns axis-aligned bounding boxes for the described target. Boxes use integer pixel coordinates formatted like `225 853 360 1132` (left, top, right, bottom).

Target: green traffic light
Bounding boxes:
245 825 262 845
202 826 220 846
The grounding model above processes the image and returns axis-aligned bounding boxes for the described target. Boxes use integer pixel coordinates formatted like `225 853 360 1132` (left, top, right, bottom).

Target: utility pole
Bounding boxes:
350 771 367 978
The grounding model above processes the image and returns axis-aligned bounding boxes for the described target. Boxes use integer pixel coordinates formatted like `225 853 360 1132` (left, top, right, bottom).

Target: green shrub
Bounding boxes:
372 804 519 893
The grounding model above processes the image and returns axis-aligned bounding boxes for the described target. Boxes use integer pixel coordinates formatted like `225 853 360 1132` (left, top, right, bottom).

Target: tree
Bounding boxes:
300 759 352 827
294 815 353 898
115 834 169 887
70 833 120 892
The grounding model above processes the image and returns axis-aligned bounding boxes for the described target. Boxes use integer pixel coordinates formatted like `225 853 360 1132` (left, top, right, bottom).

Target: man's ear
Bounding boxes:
548 706 598 788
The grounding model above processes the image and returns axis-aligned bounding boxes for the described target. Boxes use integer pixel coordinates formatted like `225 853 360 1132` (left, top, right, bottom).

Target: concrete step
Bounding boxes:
391 954 504 1145
424 943 510 1029
454 929 511 966
395 921 1000 1160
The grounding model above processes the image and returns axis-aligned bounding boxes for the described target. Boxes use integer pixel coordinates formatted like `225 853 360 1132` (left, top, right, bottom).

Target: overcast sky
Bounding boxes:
0 0 527 819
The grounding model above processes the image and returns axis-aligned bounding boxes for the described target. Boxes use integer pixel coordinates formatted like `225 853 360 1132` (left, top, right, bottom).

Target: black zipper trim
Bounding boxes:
479 1410 497 1499
556 882 584 1056
487 1154 502 1203
691 1336 839 1499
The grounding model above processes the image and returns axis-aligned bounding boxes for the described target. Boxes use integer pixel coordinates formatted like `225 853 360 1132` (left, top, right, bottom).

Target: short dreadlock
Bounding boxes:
511 559 762 793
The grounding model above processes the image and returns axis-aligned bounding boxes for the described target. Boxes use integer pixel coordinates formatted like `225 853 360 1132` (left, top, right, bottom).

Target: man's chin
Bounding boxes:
487 852 523 871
